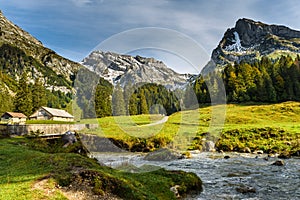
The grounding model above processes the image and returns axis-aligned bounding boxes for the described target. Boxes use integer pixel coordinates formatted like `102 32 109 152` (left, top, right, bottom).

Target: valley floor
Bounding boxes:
81 101 300 156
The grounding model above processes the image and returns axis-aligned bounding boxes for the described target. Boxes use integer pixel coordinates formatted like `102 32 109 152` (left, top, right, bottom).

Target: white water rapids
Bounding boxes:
93 152 300 200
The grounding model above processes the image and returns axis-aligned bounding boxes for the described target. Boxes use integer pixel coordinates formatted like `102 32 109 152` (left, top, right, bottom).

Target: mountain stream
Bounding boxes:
93 152 300 200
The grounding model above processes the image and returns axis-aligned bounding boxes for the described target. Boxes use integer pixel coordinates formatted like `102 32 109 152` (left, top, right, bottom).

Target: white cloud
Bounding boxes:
70 0 94 7
3 0 300 73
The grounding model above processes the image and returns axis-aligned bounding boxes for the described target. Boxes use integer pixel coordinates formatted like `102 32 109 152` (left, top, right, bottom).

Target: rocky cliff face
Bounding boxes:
207 18 300 71
0 10 81 91
82 50 192 89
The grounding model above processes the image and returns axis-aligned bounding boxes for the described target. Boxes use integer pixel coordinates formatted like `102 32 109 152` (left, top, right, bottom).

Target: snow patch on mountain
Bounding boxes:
224 32 247 52
81 51 194 89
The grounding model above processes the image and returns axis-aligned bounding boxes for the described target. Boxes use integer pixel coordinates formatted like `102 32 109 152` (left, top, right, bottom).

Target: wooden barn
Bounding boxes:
29 107 74 122
1 112 27 124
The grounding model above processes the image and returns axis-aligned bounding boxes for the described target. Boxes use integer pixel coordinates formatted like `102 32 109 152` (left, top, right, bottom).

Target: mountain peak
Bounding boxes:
207 18 300 70
82 50 192 89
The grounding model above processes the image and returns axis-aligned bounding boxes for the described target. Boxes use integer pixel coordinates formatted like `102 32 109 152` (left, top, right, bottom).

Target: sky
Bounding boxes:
1 0 300 74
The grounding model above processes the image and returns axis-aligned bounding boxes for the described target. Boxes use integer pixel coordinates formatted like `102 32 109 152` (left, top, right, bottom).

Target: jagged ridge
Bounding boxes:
208 18 300 70
82 50 193 89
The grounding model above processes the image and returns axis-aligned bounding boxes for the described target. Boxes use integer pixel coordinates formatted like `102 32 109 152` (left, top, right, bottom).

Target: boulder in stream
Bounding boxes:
253 150 264 154
202 141 216 152
144 148 184 161
272 160 285 166
236 185 256 193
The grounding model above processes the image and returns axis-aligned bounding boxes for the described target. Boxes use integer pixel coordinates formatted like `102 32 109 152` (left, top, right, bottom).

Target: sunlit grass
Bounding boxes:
0 137 201 200
79 101 300 152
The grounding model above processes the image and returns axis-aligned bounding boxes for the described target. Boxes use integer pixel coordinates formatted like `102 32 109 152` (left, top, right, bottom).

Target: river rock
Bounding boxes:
263 157 269 161
144 148 184 161
243 147 251 153
62 131 77 147
272 160 285 166
202 141 216 152
292 150 300 156
224 155 230 159
253 150 263 154
170 185 181 198
236 185 256 193
278 153 291 159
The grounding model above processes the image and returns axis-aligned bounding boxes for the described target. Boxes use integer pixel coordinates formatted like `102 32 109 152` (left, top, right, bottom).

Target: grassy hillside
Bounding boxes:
0 136 202 200
81 101 300 155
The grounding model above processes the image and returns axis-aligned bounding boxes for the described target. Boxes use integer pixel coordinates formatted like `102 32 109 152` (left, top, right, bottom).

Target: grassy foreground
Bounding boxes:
82 101 300 155
0 136 202 200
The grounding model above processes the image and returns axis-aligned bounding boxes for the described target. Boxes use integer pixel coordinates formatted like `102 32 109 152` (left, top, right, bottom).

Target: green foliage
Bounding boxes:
14 73 33 116
0 137 202 200
94 79 113 118
0 80 13 115
75 68 113 119
195 55 300 104
84 101 300 155
0 44 71 88
183 83 198 109
112 83 126 116
0 43 73 114
216 127 300 154
12 73 71 116
129 83 180 116
124 81 135 114
46 90 72 109
31 78 47 112
92 82 181 118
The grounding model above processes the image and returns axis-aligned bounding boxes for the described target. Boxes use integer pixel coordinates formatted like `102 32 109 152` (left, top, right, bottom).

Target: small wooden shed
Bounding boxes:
1 112 27 124
29 107 74 122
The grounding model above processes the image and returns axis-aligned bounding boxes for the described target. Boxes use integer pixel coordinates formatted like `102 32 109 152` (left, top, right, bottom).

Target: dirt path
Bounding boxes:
140 116 169 127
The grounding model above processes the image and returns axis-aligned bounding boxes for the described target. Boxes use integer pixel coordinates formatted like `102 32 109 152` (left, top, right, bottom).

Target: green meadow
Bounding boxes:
80 101 300 154
0 137 201 200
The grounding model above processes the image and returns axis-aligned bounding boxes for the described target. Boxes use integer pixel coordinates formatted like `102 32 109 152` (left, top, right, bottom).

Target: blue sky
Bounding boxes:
1 0 300 74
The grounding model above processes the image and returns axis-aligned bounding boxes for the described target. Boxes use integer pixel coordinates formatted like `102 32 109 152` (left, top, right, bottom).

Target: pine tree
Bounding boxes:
140 92 149 114
14 73 33 116
129 93 138 115
123 81 134 115
112 83 126 116
31 78 46 112
94 84 113 118
0 87 13 115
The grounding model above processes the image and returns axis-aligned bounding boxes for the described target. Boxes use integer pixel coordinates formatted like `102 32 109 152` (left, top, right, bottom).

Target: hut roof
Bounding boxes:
30 107 74 118
2 112 27 118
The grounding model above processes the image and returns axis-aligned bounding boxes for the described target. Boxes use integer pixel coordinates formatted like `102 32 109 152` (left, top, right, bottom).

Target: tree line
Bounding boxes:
193 55 300 104
0 43 73 116
0 71 72 116
91 81 181 118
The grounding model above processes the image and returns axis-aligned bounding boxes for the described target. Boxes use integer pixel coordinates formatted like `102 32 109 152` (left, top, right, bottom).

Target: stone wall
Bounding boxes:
0 124 98 135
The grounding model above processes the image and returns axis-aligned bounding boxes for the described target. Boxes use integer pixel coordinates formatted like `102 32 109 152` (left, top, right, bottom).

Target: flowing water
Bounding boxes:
93 152 300 200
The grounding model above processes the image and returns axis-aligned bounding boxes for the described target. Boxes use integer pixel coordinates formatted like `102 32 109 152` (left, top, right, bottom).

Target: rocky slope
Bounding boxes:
0 10 81 92
81 50 192 89
204 18 300 72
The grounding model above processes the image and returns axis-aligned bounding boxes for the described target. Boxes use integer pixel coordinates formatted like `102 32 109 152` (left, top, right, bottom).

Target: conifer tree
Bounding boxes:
31 78 46 112
124 81 134 115
140 92 149 114
14 73 33 116
94 83 113 118
129 93 138 115
112 83 126 116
